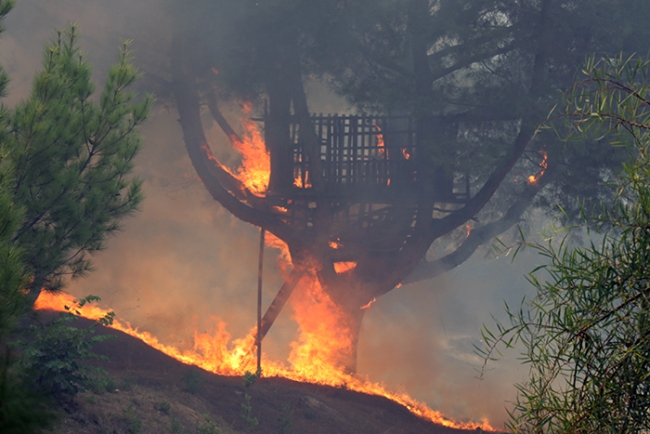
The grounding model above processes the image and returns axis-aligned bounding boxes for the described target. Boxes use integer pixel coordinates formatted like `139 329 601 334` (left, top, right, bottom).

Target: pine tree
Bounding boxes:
0 5 151 431
7 25 153 297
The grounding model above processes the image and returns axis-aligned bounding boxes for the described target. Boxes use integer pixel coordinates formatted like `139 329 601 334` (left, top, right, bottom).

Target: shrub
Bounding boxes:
17 296 115 400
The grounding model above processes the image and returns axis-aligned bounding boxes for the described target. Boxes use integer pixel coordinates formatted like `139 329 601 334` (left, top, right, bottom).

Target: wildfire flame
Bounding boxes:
59 104 496 431
293 155 312 189
374 125 386 158
527 149 548 185
402 148 411 160
222 103 270 196
35 289 494 432
293 171 312 189
329 239 342 250
360 297 376 310
333 261 357 274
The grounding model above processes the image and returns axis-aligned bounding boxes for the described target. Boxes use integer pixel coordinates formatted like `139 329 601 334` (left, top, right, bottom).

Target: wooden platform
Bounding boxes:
257 114 469 236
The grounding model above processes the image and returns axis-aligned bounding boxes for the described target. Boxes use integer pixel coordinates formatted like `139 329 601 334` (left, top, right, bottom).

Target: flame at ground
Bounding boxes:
37 103 494 431
35 290 494 432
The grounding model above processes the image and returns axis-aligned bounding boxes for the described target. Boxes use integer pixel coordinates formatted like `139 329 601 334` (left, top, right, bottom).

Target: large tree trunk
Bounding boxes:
292 246 414 373
297 265 373 374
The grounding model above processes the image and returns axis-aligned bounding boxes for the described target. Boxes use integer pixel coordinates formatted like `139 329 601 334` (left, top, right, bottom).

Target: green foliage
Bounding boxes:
0 349 53 434
196 414 221 434
170 415 184 434
119 374 134 391
241 371 258 433
0 8 149 433
0 0 23 338
86 373 118 394
124 404 143 434
242 370 257 389
181 367 203 394
277 401 294 434
155 401 171 415
8 25 152 294
480 56 650 433
17 296 116 400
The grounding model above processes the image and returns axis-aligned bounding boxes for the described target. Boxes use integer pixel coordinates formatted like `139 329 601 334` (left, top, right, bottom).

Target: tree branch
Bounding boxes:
404 173 551 284
171 34 298 245
428 0 553 239
205 90 244 144
430 40 520 83
429 119 537 239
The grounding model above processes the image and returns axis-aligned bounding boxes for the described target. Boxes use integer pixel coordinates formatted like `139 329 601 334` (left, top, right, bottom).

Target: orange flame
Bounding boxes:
264 231 292 278
333 261 357 274
374 125 385 158
39 105 495 432
293 171 312 189
360 297 376 310
221 103 270 196
527 149 548 185
35 289 495 432
402 148 411 160
329 239 342 250
465 224 472 237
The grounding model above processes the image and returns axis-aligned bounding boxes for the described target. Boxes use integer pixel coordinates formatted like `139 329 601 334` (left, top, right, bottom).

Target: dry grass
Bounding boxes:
45 379 238 434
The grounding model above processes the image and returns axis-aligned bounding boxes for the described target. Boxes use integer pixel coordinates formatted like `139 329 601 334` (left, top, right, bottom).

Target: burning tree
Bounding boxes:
166 0 645 372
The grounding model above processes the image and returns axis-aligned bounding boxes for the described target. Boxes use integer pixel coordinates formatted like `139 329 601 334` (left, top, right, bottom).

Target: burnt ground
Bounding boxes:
44 316 491 434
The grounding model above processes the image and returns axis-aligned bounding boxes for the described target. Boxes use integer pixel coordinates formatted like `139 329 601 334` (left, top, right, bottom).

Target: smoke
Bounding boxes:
2 1 545 428
359 251 539 426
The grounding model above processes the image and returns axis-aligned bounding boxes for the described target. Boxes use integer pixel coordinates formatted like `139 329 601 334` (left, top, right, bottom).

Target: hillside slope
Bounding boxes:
44 317 486 434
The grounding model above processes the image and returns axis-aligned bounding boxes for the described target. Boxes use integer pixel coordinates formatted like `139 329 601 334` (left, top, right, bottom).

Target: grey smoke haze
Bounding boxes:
1 0 549 427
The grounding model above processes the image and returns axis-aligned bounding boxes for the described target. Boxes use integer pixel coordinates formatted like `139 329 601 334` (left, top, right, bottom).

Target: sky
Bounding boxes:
1 0 553 428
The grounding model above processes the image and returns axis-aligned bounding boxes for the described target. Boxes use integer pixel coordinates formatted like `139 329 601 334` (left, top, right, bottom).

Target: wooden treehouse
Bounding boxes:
249 114 473 348
259 114 470 249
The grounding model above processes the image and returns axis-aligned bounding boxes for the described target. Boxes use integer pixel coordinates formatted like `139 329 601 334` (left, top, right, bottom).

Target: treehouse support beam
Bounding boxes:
259 268 305 340
257 228 265 376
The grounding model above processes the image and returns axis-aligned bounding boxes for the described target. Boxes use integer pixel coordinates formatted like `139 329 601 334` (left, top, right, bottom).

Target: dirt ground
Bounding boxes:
45 317 488 434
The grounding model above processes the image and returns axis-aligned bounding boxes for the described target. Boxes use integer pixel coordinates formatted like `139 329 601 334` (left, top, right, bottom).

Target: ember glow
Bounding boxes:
527 149 548 185
35 288 494 431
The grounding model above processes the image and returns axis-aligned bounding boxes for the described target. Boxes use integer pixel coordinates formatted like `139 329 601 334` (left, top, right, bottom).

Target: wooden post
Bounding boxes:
256 228 265 376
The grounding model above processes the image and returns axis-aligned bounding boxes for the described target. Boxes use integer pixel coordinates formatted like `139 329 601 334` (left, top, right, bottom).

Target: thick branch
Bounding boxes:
430 120 537 240
205 90 243 144
404 174 550 284
428 0 553 240
427 23 519 67
367 1 554 289
171 35 298 245
430 41 520 83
